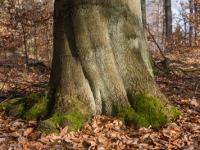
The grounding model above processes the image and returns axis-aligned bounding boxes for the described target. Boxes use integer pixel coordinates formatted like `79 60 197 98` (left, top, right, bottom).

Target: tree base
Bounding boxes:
0 92 182 134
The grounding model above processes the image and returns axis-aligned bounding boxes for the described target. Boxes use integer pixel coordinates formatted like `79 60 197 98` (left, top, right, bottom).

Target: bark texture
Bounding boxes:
141 0 147 29
165 0 172 36
41 0 181 132
50 0 154 114
189 0 194 42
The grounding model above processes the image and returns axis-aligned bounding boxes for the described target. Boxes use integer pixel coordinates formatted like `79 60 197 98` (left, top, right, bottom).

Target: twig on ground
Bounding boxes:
147 25 171 71
0 74 8 93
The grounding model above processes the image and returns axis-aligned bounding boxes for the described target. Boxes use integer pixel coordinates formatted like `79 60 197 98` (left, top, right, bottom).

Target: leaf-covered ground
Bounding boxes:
0 54 200 149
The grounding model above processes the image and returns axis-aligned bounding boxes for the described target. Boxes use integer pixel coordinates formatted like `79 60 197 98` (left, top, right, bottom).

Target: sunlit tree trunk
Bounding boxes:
50 0 152 114
38 0 180 132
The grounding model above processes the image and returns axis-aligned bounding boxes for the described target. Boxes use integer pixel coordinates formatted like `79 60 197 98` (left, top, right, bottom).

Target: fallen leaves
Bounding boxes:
0 51 200 149
0 110 199 149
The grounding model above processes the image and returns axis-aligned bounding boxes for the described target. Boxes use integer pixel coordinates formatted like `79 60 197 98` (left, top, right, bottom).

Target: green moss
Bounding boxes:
0 97 26 117
0 98 24 111
37 119 59 134
117 105 135 122
171 106 182 119
37 95 92 134
38 110 91 134
37 110 91 134
25 93 40 109
117 93 181 127
133 94 169 126
55 87 61 97
149 56 159 74
0 93 50 121
65 110 91 131
16 103 25 116
23 93 49 120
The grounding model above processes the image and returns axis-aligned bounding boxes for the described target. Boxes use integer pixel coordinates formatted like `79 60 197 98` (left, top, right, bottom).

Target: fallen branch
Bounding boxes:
147 26 171 71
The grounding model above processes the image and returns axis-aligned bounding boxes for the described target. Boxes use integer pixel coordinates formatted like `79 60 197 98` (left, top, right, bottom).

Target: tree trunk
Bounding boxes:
141 0 147 29
22 24 29 66
189 0 194 44
195 2 200 41
164 0 172 53
37 0 180 133
165 0 172 36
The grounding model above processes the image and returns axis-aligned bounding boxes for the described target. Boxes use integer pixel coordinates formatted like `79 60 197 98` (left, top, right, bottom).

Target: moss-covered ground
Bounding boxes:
0 92 92 134
0 93 49 120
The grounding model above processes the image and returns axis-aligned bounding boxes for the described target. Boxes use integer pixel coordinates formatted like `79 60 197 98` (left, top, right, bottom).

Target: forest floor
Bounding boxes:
0 53 200 150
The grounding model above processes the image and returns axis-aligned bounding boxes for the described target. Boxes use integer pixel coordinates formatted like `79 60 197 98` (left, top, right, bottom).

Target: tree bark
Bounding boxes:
165 0 172 37
38 0 180 132
195 2 200 41
141 0 147 28
189 0 194 43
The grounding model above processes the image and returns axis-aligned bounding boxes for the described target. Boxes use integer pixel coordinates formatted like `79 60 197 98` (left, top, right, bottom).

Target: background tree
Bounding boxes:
189 0 194 43
146 0 165 54
164 0 172 53
165 0 172 37
141 0 147 29
194 0 200 40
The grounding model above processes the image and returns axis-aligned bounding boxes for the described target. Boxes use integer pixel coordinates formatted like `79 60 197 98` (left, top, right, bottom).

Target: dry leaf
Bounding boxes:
23 127 34 136
10 131 21 137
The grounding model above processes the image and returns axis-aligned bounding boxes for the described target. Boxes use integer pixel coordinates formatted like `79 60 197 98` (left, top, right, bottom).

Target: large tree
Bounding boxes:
3 0 181 133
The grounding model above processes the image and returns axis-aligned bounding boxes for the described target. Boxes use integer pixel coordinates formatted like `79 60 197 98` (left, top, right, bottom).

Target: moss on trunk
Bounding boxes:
117 93 182 127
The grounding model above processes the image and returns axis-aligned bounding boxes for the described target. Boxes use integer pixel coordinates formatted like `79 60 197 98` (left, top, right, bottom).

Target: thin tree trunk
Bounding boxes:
34 26 38 60
162 1 165 46
22 24 29 66
184 17 187 43
189 0 194 44
194 2 200 41
141 0 147 28
164 0 172 53
165 0 172 36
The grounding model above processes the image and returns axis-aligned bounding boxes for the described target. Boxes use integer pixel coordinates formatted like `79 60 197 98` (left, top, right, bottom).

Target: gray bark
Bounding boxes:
165 0 172 36
141 0 147 28
50 0 156 116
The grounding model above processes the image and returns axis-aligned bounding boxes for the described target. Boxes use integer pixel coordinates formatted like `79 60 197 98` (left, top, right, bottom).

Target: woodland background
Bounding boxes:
0 0 200 149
